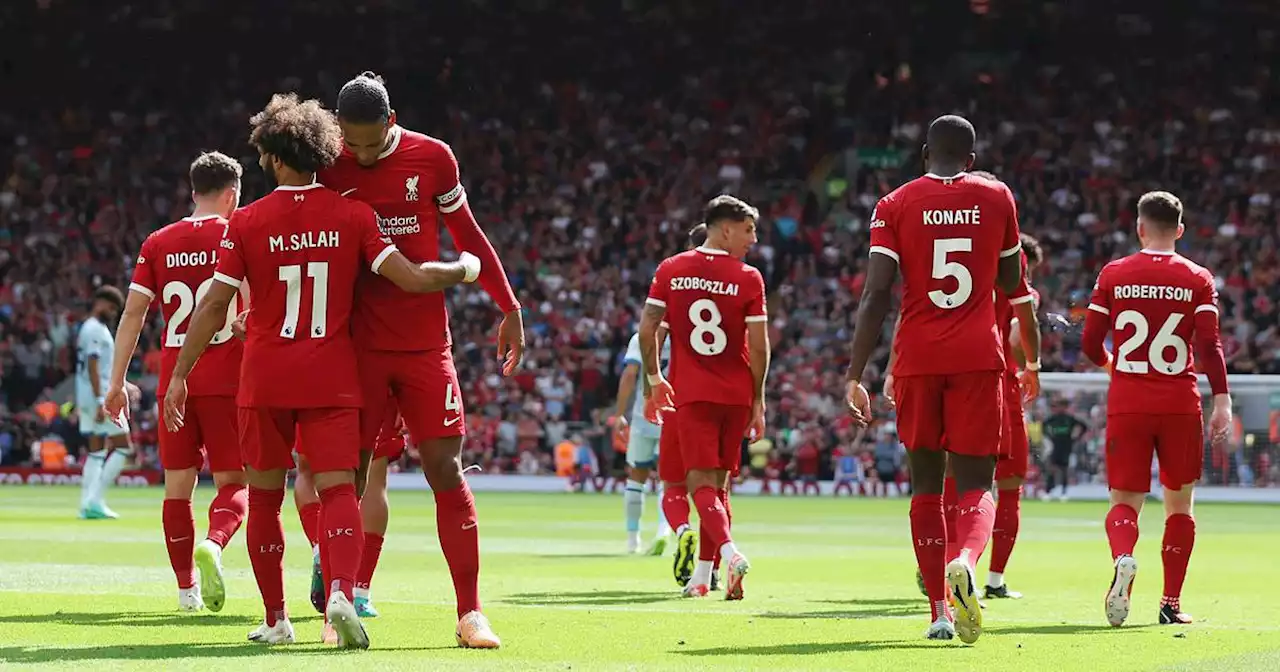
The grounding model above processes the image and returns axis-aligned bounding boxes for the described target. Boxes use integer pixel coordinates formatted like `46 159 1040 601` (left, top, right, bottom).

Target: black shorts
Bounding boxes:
1049 443 1073 467
876 468 897 483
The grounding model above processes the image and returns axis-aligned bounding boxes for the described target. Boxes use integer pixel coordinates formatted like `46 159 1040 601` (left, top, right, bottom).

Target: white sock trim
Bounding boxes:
987 571 1004 588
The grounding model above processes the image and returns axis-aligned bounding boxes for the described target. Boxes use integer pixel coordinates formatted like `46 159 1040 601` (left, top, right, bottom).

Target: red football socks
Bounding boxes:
246 487 287 624
435 481 481 617
692 486 732 562
955 489 996 566
1105 503 1140 559
206 484 247 548
910 494 948 621
298 501 321 548
162 498 196 589
661 484 691 532
319 483 363 602
356 532 385 591
988 487 1022 574
1162 514 1195 602
943 477 959 563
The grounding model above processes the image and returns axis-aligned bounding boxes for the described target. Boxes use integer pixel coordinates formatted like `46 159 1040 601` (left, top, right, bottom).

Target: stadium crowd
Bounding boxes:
0 1 1276 484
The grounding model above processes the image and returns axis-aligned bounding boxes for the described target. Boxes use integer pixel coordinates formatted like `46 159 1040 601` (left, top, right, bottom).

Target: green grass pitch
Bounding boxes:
1 487 1278 671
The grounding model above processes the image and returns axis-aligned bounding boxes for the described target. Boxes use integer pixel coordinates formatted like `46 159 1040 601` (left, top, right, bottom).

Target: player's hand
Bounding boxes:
883 373 897 408
644 378 675 425
1019 369 1041 404
103 385 129 427
497 309 525 376
231 310 250 341
1208 393 1232 449
845 379 872 427
747 399 766 441
163 377 188 433
611 416 630 452
1103 354 1115 377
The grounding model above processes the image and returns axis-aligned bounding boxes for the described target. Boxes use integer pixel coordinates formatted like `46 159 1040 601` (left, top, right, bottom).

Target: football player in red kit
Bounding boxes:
1081 191 1231 628
104 151 248 614
641 195 770 601
845 115 1023 644
162 93 480 649
314 72 521 648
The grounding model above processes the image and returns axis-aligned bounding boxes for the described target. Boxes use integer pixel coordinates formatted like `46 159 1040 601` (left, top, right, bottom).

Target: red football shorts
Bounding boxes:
1105 413 1203 493
160 395 241 472
895 370 1003 457
359 347 464 448
657 409 685 483
239 407 361 474
677 402 751 473
995 372 1029 480
373 396 408 461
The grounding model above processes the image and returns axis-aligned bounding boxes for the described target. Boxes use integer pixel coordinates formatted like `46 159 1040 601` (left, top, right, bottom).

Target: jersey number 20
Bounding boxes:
164 278 240 347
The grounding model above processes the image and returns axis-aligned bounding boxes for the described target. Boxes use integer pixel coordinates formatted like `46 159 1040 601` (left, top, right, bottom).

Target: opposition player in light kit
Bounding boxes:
845 115 1023 643
313 72 521 648
104 151 248 613
641 195 770 601
75 285 132 520
162 93 480 649
1081 191 1231 628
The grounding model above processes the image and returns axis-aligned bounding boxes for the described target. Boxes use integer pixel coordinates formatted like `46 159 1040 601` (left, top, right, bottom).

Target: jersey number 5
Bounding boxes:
689 298 728 356
164 278 240 347
279 262 330 339
929 238 973 309
1114 311 1188 375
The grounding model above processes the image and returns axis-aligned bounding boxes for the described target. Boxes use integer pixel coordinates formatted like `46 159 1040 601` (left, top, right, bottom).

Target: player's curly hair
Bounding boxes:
338 71 392 124
248 93 343 174
1020 233 1044 267
92 285 125 311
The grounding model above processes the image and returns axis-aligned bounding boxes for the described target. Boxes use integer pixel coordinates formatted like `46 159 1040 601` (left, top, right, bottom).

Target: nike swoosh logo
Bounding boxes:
443 416 461 427
461 522 477 530
213 508 237 515
169 536 191 543
340 188 357 196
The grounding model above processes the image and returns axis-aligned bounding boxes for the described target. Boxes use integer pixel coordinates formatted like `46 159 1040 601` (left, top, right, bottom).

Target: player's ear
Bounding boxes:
920 144 929 169
387 110 397 129
965 153 976 170
1175 222 1185 240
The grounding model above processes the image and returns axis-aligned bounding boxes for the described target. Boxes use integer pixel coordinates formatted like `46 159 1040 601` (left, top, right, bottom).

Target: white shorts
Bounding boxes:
626 418 661 469
79 407 129 439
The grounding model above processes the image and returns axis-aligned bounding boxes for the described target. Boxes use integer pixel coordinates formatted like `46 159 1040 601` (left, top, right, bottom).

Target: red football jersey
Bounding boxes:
1087 250 1218 415
646 247 767 407
214 183 396 408
870 172 1021 377
319 126 512 351
996 254 1035 373
130 215 245 398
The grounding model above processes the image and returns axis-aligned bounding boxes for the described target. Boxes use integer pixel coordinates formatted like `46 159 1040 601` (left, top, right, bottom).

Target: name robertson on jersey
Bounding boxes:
922 207 981 226
376 213 421 236
269 231 340 252
670 276 739 296
1113 284 1194 302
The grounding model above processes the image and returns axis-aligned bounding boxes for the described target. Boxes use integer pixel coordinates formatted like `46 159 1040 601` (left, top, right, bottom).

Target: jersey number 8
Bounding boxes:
688 298 728 356
164 278 241 347
1114 310 1188 375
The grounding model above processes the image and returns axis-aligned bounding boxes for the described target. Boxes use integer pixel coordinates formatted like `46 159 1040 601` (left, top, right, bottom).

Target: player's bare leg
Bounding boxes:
245 467 295 645
355 456 390 617
1104 489 1144 627
1159 485 1196 625
906 449 955 640
986 474 1024 599
685 467 745 600
313 467 369 650
420 436 499 649
292 457 325 614
947 454 997 644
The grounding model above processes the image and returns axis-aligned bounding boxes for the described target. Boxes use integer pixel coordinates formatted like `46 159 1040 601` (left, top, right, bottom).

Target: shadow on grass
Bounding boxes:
0 642 453 664
502 590 676 606
0 610 302 629
758 597 923 620
675 639 937 656
991 622 1155 636
532 553 628 559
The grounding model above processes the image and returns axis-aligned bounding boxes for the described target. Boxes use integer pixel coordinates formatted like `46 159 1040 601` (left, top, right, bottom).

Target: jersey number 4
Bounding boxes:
1114 311 1188 375
164 278 241 347
279 262 330 339
929 238 973 309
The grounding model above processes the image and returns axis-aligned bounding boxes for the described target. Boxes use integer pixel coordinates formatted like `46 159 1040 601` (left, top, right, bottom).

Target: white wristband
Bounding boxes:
647 374 664 386
1025 360 1041 372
